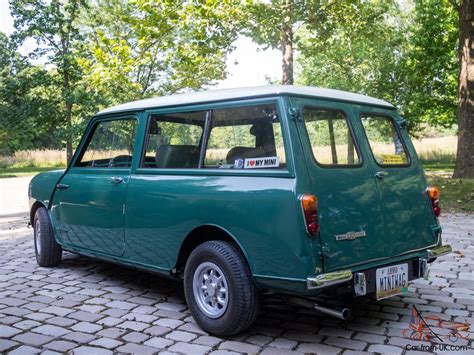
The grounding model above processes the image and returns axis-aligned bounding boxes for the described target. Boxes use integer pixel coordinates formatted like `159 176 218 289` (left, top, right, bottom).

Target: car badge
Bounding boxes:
335 231 367 241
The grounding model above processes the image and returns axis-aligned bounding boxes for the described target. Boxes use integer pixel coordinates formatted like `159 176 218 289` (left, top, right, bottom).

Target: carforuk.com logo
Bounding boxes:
403 305 470 352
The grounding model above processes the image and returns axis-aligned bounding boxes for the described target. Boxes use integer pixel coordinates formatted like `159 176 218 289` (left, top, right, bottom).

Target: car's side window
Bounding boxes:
141 111 205 169
361 114 409 166
204 103 286 169
302 108 361 166
75 119 136 168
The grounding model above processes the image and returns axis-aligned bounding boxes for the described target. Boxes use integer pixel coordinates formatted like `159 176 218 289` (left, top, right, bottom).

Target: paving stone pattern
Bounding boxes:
0 213 473 354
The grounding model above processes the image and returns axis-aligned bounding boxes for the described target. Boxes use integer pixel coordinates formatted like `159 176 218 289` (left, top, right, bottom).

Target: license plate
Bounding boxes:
376 263 408 300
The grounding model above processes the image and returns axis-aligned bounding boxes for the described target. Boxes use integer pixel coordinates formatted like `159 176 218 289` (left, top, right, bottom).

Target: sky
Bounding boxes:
0 1 282 89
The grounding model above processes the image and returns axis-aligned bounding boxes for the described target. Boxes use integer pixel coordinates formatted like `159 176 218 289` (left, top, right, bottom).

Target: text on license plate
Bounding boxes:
376 263 408 300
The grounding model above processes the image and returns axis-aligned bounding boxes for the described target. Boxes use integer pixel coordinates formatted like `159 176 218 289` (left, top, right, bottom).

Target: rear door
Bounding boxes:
291 97 385 271
357 108 439 257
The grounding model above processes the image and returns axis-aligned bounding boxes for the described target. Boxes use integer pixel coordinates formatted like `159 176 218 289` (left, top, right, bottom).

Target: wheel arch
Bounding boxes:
175 224 252 275
30 200 48 225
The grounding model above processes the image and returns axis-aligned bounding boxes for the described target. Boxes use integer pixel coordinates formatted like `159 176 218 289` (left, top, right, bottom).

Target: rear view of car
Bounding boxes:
290 95 450 301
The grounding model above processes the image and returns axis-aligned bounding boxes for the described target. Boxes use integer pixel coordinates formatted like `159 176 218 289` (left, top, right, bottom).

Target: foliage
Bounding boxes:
0 0 464 159
81 0 242 102
402 0 458 128
297 2 401 98
426 175 474 212
296 0 458 133
2 0 242 156
0 32 63 154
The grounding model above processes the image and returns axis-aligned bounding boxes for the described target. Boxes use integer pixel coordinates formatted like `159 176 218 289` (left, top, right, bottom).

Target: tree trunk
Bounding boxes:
64 70 73 163
453 0 474 178
281 0 293 85
65 101 73 163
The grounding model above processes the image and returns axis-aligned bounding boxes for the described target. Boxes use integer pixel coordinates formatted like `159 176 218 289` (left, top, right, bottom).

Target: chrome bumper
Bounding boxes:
306 269 352 290
307 245 451 290
427 244 452 260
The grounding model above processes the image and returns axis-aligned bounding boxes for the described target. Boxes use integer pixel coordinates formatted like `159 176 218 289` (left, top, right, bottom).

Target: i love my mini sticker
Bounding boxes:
244 157 279 169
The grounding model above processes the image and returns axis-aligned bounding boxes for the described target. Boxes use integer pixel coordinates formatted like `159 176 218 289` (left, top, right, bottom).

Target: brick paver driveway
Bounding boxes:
0 213 472 354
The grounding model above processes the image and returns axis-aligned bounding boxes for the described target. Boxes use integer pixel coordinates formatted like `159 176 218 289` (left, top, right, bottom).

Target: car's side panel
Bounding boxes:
28 169 65 210
123 174 314 281
122 96 319 286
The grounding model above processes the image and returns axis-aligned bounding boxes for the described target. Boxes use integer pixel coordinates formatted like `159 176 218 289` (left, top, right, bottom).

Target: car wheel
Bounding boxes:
184 240 260 336
34 207 62 267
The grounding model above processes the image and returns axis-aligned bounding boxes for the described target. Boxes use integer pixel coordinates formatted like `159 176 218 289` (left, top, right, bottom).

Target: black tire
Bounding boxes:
33 207 62 267
184 240 260 336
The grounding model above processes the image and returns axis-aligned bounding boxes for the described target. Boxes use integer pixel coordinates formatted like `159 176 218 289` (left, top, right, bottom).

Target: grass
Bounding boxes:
426 175 474 213
0 166 65 178
422 163 455 172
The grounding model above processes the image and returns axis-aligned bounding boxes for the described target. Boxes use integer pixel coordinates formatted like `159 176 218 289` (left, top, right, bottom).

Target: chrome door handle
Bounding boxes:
56 183 70 189
374 171 389 179
109 177 123 184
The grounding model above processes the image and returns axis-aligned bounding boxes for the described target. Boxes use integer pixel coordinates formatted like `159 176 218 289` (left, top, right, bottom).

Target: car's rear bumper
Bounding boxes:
306 244 452 293
426 244 452 260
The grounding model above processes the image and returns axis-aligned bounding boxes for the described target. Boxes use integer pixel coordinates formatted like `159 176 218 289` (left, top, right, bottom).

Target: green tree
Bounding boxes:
0 32 62 154
296 2 404 104
403 0 458 128
245 0 393 85
82 0 242 101
296 0 460 134
10 0 88 162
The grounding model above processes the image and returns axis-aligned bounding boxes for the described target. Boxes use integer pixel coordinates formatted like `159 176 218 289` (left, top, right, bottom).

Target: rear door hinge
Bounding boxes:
319 243 331 258
289 107 301 121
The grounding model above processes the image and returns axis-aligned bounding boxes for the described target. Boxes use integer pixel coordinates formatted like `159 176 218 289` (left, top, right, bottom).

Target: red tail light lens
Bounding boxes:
300 194 319 236
427 186 441 217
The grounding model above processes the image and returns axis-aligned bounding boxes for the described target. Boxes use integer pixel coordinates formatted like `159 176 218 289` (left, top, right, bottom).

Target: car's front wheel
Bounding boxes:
184 240 260 336
34 207 62 267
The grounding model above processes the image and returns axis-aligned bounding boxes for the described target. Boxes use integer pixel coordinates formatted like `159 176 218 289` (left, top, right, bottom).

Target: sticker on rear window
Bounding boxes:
234 159 244 169
244 157 279 169
381 154 404 164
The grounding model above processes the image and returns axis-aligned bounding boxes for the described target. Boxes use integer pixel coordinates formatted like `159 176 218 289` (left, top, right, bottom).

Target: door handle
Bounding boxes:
109 176 123 184
56 183 70 189
374 171 389 179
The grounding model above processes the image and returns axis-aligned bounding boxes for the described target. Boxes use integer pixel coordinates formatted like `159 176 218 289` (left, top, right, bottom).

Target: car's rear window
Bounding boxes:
361 114 409 166
302 108 361 166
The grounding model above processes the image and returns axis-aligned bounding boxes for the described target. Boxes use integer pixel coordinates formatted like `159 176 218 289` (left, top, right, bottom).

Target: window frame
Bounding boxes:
73 115 139 170
301 106 363 169
359 112 411 168
139 110 209 169
134 97 293 177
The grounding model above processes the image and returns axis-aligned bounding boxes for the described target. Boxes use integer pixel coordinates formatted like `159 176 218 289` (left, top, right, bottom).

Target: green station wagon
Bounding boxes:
29 85 451 335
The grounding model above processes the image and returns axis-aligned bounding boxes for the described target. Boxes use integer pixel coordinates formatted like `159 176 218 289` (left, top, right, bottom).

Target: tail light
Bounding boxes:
300 194 319 236
427 186 441 217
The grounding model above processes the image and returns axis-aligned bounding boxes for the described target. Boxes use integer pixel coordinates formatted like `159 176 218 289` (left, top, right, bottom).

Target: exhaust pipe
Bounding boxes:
313 304 350 320
288 297 350 320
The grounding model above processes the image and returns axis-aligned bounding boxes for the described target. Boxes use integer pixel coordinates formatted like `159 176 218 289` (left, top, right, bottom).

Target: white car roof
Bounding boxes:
97 85 394 115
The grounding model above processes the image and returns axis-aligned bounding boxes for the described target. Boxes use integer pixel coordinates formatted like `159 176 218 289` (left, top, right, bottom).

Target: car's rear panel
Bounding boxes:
288 95 441 276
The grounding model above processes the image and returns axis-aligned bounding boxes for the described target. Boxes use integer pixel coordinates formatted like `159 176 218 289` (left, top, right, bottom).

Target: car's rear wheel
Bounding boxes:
34 207 62 267
184 240 260 336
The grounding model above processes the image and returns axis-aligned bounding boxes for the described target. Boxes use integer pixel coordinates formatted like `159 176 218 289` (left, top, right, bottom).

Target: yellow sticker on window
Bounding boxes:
381 154 404 164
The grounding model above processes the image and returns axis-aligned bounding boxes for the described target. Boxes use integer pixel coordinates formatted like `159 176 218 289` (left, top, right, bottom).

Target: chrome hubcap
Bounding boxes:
193 262 228 318
35 220 41 255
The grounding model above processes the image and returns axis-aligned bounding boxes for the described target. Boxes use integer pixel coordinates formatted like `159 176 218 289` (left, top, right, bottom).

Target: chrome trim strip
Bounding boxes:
427 244 452 259
307 269 353 290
